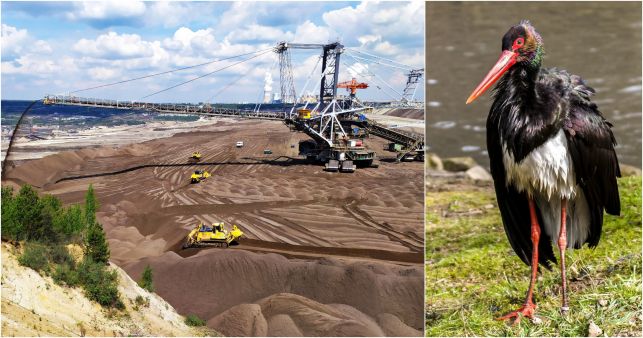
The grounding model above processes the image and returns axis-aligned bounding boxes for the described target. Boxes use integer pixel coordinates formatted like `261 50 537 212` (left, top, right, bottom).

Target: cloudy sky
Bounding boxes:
1 1 424 103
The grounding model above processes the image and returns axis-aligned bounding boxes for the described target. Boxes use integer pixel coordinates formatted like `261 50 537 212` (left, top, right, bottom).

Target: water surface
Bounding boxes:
427 2 642 168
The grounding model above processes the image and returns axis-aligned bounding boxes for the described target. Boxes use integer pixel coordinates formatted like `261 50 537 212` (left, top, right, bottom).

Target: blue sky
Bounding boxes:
1 1 425 103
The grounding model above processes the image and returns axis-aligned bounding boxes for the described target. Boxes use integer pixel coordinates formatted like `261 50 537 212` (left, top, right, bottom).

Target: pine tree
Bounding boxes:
138 265 154 292
1 186 19 241
85 222 110 264
15 185 46 241
84 184 99 227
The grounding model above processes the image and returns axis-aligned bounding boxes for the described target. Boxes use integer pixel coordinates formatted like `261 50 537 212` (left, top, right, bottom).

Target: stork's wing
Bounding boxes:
564 80 621 248
486 117 556 268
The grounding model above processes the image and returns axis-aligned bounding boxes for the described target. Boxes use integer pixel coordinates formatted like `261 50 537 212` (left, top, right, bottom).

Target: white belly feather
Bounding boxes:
502 129 576 200
501 129 590 248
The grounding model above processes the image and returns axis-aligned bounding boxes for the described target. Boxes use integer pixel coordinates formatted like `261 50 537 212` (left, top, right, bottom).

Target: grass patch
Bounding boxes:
185 314 206 327
426 176 642 336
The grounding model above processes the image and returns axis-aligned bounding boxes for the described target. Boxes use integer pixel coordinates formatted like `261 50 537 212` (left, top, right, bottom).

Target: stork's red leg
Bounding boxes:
558 198 569 314
496 198 539 323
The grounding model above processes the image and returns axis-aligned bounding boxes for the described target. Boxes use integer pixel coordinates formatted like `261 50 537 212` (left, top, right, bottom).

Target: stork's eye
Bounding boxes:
512 37 525 51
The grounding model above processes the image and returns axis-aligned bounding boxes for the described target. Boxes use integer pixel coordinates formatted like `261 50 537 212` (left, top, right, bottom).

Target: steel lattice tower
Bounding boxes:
401 68 423 103
278 48 297 104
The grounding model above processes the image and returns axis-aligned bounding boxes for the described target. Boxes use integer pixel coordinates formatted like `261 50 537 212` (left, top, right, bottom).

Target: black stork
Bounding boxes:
466 20 621 322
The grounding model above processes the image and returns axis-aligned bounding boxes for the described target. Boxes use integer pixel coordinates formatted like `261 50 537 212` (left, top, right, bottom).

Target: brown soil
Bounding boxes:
2 119 424 336
383 108 424 120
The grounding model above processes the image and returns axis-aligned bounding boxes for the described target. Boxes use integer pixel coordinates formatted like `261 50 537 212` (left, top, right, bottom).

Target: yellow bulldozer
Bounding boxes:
182 222 243 249
190 152 202 161
190 170 211 184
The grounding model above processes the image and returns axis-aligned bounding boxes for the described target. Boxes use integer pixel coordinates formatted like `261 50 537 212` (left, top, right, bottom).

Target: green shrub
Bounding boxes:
138 265 154 292
78 258 123 309
185 314 206 327
134 295 149 308
18 243 49 272
53 263 79 287
50 244 74 266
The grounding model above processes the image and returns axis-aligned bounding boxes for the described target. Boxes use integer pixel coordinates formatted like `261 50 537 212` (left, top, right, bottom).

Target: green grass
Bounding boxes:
426 176 642 336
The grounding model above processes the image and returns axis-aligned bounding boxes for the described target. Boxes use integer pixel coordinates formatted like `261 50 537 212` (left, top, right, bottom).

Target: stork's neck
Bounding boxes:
491 61 562 162
501 62 541 101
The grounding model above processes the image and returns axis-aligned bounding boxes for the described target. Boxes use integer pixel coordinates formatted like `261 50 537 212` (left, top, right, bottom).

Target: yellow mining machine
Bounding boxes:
182 222 244 249
190 151 202 161
297 108 312 119
190 170 211 183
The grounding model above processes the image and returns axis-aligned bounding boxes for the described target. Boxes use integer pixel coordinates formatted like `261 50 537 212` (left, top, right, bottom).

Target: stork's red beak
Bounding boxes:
466 50 518 104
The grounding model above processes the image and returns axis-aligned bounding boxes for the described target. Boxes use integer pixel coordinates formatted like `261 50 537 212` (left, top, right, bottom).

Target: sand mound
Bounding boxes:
384 108 424 120
266 314 304 336
377 313 422 337
211 293 418 336
125 249 423 333
208 304 268 336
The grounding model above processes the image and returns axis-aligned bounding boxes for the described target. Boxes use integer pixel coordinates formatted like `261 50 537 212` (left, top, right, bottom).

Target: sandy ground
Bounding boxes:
2 118 424 336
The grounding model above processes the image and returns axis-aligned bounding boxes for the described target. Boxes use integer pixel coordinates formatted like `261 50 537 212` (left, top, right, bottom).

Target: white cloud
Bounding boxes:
293 21 332 44
73 32 154 59
67 1 146 20
322 2 423 65
217 2 257 29
373 41 400 56
144 2 203 28
88 67 120 80
2 24 29 57
1 24 52 60
346 62 370 79
358 34 381 47
2 54 60 75
226 24 293 43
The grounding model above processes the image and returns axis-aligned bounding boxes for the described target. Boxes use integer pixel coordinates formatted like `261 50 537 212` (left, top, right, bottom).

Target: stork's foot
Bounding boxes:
496 301 537 324
560 306 569 315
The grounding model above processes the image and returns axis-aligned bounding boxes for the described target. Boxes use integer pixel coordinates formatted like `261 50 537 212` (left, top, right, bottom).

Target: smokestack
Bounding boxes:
263 72 273 104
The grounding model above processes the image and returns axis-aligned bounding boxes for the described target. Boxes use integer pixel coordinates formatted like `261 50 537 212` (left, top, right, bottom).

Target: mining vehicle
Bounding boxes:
182 222 243 248
190 170 211 183
190 152 202 161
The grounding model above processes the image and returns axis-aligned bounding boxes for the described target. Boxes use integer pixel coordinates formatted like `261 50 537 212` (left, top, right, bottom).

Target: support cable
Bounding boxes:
345 48 413 70
205 68 250 104
344 52 403 97
140 50 272 100
69 48 273 95
344 53 410 72
342 55 400 100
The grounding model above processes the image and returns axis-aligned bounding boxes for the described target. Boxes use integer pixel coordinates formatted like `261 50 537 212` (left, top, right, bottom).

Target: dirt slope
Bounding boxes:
0 242 211 337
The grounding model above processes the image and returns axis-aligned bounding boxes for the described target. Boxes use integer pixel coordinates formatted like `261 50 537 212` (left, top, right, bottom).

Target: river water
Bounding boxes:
426 2 642 168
